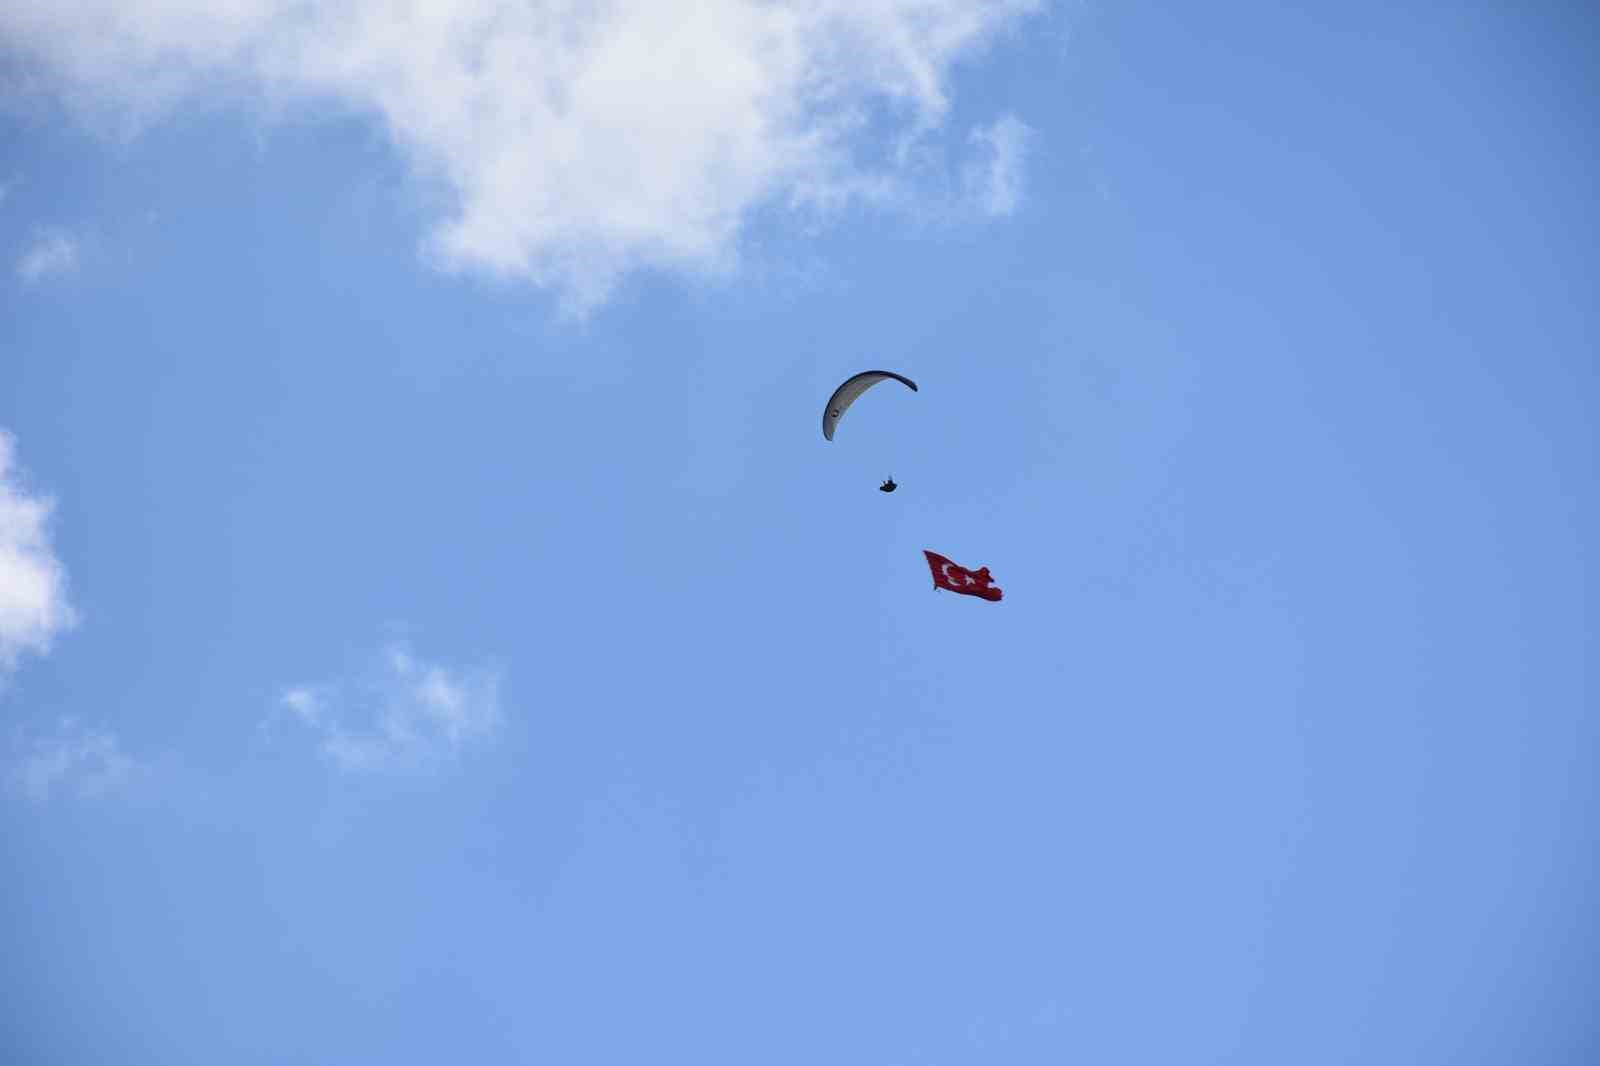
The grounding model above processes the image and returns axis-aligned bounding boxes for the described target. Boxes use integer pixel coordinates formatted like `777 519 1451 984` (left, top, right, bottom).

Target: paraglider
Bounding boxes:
823 370 917 492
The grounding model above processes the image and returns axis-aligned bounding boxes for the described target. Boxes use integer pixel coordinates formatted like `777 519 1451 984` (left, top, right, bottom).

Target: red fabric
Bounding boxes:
923 550 1003 602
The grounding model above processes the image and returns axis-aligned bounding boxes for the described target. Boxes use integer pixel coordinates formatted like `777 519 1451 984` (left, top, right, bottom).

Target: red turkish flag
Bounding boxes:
923 550 1003 602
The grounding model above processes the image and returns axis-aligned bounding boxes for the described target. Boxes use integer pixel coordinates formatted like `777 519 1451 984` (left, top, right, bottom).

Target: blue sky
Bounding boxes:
2 2 1595 1062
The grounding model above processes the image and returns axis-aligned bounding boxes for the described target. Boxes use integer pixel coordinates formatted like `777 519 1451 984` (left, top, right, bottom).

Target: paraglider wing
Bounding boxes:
822 371 918 441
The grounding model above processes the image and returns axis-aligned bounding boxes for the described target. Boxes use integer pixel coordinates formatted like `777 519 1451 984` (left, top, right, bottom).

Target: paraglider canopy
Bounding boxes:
822 371 918 441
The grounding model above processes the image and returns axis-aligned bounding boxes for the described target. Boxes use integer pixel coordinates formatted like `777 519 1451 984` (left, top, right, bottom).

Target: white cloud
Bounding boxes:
1 0 1043 312
10 718 136 802
280 643 502 771
0 430 77 676
280 685 324 725
964 113 1032 217
16 227 80 283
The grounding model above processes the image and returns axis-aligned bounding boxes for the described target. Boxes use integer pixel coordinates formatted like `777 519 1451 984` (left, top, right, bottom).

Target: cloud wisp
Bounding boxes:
2 0 1043 311
10 718 137 802
281 644 503 772
15 227 80 284
964 114 1032 217
0 430 77 677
